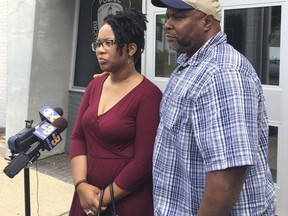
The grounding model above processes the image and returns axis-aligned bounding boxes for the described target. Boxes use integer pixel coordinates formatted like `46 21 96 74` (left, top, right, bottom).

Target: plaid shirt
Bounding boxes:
153 32 276 216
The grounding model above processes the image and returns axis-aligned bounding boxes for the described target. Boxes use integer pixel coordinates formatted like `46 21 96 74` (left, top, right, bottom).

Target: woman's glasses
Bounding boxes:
91 40 116 51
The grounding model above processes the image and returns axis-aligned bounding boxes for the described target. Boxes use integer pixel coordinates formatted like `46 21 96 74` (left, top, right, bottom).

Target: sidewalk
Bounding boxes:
0 129 74 216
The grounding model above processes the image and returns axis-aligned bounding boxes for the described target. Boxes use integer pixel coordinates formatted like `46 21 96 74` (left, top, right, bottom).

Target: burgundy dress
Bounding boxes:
69 75 162 216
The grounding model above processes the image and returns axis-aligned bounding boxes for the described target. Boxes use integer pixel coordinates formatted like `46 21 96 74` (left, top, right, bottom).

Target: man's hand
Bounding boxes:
93 71 109 79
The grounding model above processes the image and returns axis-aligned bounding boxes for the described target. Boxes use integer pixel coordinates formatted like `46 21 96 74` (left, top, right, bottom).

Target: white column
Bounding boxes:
6 0 36 158
0 0 8 128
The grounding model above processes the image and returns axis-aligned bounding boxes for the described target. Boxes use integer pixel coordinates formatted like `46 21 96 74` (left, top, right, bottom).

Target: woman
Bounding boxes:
69 9 162 216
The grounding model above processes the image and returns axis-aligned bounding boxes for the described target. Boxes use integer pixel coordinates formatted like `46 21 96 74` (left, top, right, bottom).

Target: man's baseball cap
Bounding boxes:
151 0 222 22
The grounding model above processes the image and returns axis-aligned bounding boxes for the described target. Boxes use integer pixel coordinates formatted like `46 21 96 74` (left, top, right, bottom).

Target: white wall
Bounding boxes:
27 0 75 157
5 0 75 158
0 0 7 128
5 0 36 158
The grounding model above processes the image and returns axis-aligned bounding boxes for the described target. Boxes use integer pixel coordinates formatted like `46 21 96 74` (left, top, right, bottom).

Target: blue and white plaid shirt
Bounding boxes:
153 32 276 216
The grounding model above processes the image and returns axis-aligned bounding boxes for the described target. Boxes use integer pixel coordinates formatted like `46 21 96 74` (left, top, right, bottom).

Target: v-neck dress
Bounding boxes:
69 75 162 216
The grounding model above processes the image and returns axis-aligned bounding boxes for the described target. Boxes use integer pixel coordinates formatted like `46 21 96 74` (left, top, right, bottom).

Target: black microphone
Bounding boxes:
3 117 68 178
8 106 64 153
54 107 64 117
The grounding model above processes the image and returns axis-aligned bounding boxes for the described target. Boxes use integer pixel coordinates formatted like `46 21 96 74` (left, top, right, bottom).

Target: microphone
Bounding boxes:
7 106 64 153
33 117 68 151
3 117 68 178
39 105 63 122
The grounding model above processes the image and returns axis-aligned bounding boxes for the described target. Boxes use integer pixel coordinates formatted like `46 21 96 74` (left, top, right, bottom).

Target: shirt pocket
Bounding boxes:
160 91 187 134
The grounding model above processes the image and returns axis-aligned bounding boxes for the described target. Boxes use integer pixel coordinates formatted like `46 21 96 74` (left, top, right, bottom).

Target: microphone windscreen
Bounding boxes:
51 117 68 133
53 107 64 116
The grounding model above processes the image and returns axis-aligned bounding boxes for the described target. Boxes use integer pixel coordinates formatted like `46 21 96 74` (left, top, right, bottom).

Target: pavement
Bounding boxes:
0 128 75 216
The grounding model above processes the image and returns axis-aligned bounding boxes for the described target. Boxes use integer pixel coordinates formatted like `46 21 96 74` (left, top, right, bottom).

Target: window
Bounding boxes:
73 0 142 88
269 126 278 183
168 52 177 66
155 15 178 78
224 6 281 85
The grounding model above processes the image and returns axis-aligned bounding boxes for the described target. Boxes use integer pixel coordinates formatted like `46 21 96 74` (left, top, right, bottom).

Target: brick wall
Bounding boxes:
65 91 83 153
0 0 7 128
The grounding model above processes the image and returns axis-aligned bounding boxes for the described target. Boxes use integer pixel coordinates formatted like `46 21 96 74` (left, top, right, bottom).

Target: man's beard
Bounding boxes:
169 36 194 54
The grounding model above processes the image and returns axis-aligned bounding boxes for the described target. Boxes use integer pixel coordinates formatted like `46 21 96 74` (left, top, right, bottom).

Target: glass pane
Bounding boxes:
74 0 98 88
155 15 178 77
224 6 281 85
269 126 278 183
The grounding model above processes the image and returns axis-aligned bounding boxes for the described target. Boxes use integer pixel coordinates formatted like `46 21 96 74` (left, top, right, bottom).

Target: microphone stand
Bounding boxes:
21 120 40 216
24 150 41 216
23 120 33 216
24 166 31 216
4 115 67 215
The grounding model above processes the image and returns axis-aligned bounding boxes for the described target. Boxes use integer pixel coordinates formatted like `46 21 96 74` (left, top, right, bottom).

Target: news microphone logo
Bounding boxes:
33 122 62 151
39 105 61 123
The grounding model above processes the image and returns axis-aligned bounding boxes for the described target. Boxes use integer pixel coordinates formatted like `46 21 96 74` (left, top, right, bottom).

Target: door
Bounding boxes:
145 0 288 214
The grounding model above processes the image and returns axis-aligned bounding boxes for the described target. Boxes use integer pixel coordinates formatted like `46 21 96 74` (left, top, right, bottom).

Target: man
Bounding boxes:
151 0 276 215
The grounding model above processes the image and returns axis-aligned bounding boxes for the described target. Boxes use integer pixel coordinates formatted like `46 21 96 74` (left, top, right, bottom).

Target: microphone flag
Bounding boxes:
33 122 62 151
39 105 61 123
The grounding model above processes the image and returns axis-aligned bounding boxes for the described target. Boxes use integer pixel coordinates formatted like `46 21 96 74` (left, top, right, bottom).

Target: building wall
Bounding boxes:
0 0 7 128
5 0 36 158
28 0 75 157
5 0 76 158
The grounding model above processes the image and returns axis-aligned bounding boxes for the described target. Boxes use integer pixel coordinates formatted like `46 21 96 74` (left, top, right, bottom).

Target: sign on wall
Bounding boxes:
91 0 131 41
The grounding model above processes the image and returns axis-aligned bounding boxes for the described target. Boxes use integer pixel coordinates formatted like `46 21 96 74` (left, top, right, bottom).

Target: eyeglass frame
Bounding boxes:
91 39 117 51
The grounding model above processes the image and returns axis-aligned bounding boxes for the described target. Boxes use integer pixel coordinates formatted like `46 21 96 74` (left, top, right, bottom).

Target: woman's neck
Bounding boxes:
108 66 140 84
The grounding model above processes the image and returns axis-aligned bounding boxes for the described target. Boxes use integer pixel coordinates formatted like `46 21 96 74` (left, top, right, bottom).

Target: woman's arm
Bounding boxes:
98 182 130 208
70 80 101 213
101 87 161 209
100 84 162 207
116 85 161 188
71 155 101 214
71 155 88 187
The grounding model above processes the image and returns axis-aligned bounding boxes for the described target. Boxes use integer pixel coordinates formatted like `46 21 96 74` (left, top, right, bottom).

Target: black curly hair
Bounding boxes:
103 9 148 65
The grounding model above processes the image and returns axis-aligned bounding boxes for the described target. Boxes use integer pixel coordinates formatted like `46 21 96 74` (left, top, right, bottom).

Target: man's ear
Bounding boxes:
203 14 214 31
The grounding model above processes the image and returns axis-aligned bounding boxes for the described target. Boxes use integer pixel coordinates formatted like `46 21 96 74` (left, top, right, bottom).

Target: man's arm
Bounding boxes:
198 166 248 216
